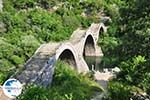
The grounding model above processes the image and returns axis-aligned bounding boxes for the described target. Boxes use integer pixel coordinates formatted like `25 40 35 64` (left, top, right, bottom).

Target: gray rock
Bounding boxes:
0 0 3 12
0 22 6 33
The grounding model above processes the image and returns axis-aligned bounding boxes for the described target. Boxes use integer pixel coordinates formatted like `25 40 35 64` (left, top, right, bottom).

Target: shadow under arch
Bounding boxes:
99 27 104 37
58 49 77 69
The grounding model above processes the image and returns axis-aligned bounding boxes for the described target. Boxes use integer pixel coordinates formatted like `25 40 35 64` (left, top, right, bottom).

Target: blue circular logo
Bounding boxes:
2 79 22 98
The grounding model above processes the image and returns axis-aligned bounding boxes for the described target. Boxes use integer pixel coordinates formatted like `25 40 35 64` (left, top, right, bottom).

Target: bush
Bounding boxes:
119 56 146 85
13 0 38 9
10 55 24 65
62 14 80 30
0 59 15 83
140 73 150 93
103 81 131 100
19 85 48 100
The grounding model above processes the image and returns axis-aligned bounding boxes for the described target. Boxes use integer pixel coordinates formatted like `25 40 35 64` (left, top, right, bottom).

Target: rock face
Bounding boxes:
0 0 3 11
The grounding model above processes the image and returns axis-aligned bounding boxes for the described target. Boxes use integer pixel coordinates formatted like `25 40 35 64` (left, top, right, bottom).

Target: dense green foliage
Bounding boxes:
98 0 150 99
19 61 102 100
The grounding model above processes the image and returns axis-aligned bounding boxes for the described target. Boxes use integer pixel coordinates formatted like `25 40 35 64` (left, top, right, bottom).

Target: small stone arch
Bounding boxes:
99 27 104 37
99 23 106 36
83 34 96 57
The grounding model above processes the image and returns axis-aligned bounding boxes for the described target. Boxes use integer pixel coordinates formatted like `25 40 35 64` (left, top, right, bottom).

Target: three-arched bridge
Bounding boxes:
15 23 107 86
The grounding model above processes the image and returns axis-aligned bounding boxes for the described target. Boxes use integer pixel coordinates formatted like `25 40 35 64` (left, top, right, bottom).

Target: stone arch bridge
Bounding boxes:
15 23 106 86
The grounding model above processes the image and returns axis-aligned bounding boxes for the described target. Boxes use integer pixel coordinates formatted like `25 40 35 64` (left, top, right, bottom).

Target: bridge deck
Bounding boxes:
70 28 87 44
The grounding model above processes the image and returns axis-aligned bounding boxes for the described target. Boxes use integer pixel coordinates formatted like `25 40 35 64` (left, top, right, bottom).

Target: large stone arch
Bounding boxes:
55 43 78 69
58 49 77 68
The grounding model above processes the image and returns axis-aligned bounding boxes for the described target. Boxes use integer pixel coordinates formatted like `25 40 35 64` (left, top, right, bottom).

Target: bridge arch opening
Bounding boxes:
99 27 104 37
58 49 77 69
83 35 96 57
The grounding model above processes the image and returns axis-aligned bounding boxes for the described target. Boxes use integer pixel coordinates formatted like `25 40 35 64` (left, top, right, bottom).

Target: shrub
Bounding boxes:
140 73 150 93
0 59 15 83
103 81 131 100
13 0 38 9
0 37 15 58
10 55 24 65
119 56 146 85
